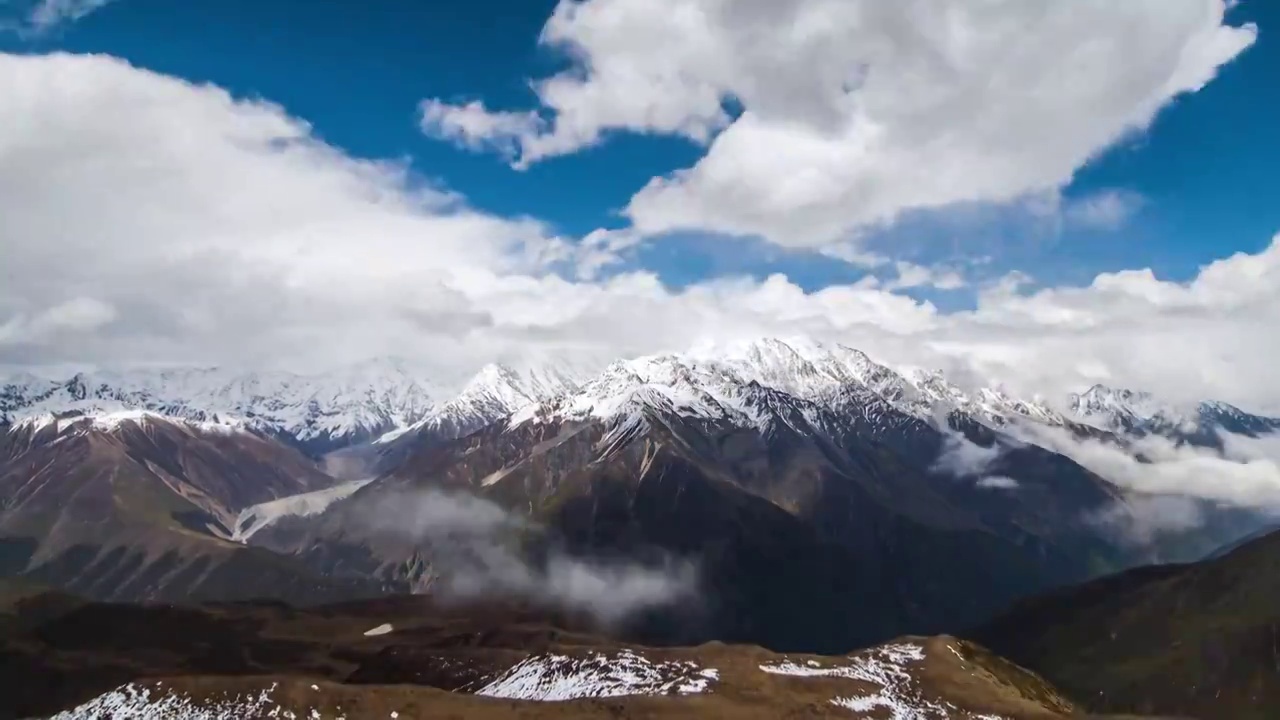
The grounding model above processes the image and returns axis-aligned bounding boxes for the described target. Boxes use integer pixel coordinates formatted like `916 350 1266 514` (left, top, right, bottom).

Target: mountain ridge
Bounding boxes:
7 339 1279 458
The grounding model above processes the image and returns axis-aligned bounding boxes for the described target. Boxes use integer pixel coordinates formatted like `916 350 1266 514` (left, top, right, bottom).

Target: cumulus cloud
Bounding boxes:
421 0 1253 248
419 99 545 162
6 50 1280 422
351 489 697 625
0 52 576 378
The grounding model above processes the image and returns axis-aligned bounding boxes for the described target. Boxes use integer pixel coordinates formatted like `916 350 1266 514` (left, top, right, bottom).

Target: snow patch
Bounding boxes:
477 648 717 701
362 623 393 637
761 643 975 719
232 479 372 542
47 682 351 720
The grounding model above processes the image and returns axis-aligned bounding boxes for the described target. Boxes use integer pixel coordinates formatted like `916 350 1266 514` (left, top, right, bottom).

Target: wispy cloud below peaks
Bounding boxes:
350 488 698 625
976 476 1019 490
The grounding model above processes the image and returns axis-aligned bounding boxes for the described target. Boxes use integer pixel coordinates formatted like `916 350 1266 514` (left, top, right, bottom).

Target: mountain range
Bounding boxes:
8 337 1274 457
4 337 1280 717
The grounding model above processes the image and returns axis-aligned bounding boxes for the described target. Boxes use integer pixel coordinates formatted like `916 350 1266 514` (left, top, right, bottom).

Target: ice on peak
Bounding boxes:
1069 383 1193 426
11 412 64 434
2 358 446 449
377 360 585 445
513 337 1086 441
5 408 255 440
88 409 161 430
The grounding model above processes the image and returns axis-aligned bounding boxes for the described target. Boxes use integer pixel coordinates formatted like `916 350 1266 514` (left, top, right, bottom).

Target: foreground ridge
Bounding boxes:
6 589 1096 719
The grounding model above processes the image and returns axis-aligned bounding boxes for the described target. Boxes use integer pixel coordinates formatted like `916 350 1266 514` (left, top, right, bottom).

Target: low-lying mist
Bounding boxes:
919 408 1280 553
348 488 698 625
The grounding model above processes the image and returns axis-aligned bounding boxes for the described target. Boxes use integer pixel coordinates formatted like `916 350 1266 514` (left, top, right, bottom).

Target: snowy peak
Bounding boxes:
458 361 580 410
2 361 443 453
513 340 904 442
8 341 1272 457
1068 383 1203 434
1069 383 1280 438
6 408 256 443
1070 385 1162 420
373 360 586 446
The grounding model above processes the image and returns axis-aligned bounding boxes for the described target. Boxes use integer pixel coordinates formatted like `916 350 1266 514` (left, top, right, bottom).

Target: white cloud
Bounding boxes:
2 0 116 33
1015 423 1280 511
931 422 1001 478
976 476 1019 490
419 99 544 163
0 297 116 346
420 0 1254 248
1062 189 1146 231
6 51 1280 429
0 52 572 376
879 262 966 292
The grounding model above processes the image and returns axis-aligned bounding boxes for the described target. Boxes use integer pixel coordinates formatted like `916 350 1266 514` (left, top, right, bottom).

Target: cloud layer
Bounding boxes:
422 0 1254 247
4 50 1280 420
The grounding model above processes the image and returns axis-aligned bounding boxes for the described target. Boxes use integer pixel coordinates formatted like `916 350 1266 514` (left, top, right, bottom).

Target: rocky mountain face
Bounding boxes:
0 412 390 605
248 345 1132 653
970 526 1280 720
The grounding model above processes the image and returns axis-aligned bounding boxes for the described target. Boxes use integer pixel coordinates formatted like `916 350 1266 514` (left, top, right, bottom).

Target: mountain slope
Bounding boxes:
0 412 387 604
252 358 1130 653
362 361 583 475
970 527 1280 719
3 586 1116 720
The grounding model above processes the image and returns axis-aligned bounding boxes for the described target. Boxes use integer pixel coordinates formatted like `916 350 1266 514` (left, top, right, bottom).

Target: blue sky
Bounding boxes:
5 0 1275 306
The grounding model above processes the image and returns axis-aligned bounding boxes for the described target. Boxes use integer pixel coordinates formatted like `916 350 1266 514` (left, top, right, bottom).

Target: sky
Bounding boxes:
1 0 1279 412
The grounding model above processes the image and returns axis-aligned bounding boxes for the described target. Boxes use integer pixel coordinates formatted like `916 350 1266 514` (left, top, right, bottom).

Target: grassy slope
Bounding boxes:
971 529 1280 719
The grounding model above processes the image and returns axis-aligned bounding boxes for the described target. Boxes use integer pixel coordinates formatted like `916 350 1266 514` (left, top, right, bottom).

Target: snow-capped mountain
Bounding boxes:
376 361 583 445
2 356 594 456
511 337 1067 441
6 408 254 443
506 338 1280 450
6 339 1276 459
1068 384 1280 442
1 359 440 454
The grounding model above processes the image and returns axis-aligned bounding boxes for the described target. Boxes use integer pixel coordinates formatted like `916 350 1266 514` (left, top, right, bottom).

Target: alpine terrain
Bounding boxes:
3 338 1278 719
